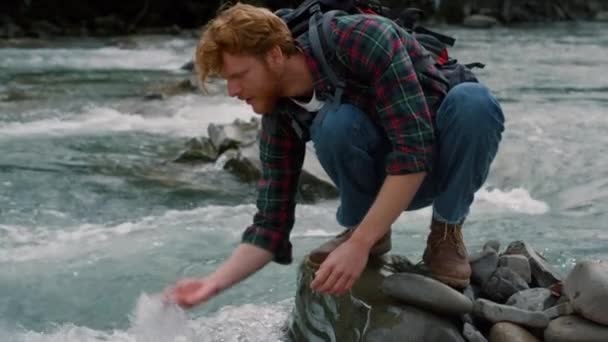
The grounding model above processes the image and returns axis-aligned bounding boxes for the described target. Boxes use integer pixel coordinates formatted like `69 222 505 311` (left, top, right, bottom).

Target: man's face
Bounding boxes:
220 51 282 114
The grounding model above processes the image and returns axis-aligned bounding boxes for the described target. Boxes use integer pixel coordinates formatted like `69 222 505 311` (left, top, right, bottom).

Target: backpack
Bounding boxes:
274 0 484 141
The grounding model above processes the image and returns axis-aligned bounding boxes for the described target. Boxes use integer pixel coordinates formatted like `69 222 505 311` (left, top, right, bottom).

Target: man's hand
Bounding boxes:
310 239 369 295
164 277 222 308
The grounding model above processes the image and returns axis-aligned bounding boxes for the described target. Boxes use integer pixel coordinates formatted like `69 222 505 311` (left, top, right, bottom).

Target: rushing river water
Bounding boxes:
1 21 607 341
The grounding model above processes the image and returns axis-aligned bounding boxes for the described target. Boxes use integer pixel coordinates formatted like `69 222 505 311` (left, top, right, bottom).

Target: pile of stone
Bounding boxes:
287 240 608 341
173 118 338 202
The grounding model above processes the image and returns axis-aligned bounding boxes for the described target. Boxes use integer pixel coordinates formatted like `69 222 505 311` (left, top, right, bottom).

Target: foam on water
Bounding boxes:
0 95 254 139
0 185 548 264
475 187 550 215
0 47 190 71
0 203 259 263
3 295 291 342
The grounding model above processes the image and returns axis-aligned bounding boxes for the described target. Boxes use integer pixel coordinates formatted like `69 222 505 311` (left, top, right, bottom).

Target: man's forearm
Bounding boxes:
350 172 426 249
209 243 274 292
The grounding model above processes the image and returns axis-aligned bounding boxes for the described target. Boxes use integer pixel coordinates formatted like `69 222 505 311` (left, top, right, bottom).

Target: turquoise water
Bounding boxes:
1 22 607 341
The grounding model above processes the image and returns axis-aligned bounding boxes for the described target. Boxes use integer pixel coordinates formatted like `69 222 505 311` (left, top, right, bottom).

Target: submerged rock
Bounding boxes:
563 260 608 325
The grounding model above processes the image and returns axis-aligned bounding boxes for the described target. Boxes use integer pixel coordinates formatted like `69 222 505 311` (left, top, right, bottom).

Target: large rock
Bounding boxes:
462 15 499 28
499 255 532 284
506 288 557 312
463 322 488 342
470 250 499 285
489 322 540 342
504 241 562 287
288 256 465 342
473 299 550 328
596 12 608 21
482 266 529 303
174 137 218 163
207 118 259 154
544 315 608 342
544 302 574 320
382 273 473 316
563 260 608 325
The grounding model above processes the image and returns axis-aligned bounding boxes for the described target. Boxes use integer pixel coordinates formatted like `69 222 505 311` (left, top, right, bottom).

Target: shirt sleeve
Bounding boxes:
333 16 436 175
241 110 305 264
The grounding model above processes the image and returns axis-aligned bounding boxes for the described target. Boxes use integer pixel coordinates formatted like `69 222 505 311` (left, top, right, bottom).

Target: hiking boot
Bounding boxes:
423 218 471 289
307 228 392 266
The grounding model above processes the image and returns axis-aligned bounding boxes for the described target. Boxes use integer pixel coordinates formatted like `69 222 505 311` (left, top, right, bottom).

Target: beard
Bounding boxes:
249 65 283 114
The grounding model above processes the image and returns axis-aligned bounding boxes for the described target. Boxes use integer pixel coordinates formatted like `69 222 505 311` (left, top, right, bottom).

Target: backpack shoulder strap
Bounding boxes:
308 10 345 106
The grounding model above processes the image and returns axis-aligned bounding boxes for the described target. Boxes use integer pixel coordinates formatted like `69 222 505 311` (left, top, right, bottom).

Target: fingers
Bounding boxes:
310 263 331 290
328 273 352 296
316 267 343 293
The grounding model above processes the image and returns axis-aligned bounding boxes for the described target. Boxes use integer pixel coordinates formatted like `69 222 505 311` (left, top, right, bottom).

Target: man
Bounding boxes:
166 3 504 308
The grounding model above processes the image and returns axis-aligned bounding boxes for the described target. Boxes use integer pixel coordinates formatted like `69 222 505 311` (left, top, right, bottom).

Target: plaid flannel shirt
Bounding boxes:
242 14 448 264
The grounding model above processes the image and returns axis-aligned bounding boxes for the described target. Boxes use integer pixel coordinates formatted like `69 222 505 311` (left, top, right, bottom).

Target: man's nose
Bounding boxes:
227 80 241 98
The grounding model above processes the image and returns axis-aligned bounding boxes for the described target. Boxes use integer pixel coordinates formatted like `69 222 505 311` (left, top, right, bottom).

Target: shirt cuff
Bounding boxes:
241 225 293 265
385 150 433 175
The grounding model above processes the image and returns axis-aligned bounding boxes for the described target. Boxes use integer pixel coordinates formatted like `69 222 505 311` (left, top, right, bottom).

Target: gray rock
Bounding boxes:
0 17 24 38
463 322 487 342
563 260 608 325
489 322 540 342
545 315 608 342
463 15 499 28
174 137 218 163
290 256 466 342
222 149 261 183
596 12 608 21
544 302 574 320
365 305 466 342
483 240 501 253
382 273 473 316
470 250 499 285
207 118 259 154
473 298 550 328
482 267 529 303
506 288 556 312
504 241 562 287
499 255 532 284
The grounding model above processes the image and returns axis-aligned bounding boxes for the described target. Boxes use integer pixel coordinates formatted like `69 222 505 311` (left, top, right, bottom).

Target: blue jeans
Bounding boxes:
310 83 505 227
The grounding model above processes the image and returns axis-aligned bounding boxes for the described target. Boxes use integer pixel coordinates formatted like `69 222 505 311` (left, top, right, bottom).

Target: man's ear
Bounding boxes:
265 45 285 69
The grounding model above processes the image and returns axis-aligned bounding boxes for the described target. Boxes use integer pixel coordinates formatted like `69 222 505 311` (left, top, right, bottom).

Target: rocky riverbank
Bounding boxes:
288 241 608 342
1 0 608 39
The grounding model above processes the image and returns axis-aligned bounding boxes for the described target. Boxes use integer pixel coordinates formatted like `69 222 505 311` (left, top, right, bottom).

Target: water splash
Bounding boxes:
129 293 195 342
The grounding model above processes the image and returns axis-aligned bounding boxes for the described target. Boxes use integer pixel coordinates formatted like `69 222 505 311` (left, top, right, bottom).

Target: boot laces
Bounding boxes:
431 222 466 256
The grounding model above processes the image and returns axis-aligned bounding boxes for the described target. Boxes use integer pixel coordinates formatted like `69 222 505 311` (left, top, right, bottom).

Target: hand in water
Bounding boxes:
164 277 221 309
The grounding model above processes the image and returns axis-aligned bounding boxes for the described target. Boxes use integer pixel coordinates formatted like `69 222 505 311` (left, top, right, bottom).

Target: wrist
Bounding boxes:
349 227 378 251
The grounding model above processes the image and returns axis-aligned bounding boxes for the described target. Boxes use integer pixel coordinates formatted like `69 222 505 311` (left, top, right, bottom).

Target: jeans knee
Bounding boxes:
438 82 505 133
312 104 367 158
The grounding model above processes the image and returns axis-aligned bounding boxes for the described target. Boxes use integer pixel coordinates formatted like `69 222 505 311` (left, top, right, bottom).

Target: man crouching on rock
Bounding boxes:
166 3 504 308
